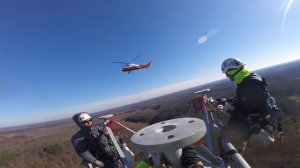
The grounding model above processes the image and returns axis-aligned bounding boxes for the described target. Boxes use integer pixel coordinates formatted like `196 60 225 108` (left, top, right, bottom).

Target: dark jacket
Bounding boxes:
231 73 269 121
71 128 97 164
71 113 117 167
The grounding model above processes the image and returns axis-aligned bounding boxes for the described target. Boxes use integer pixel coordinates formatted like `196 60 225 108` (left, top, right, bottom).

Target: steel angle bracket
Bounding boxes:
104 126 131 168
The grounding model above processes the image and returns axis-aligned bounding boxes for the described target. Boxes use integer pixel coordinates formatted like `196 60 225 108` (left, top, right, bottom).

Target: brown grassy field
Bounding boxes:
1 60 300 168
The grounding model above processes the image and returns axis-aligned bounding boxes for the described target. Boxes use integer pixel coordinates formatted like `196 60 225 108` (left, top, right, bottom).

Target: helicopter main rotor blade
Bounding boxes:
112 62 128 64
130 54 140 63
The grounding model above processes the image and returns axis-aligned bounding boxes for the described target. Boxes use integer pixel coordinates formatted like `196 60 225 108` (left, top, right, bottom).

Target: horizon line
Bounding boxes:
1 58 299 128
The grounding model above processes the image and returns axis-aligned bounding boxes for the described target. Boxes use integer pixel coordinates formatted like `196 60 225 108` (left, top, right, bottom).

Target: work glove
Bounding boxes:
93 160 104 168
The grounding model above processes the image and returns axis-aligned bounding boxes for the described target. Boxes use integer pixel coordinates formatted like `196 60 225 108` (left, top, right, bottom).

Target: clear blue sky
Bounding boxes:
1 0 299 127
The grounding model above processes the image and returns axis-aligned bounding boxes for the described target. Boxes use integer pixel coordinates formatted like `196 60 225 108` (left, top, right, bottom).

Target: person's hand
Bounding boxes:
93 160 104 168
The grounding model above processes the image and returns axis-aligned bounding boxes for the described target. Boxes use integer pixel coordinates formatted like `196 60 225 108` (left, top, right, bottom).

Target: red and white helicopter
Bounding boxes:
112 55 152 73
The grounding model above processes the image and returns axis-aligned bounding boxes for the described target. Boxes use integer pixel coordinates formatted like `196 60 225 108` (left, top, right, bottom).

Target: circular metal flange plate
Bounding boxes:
131 117 206 153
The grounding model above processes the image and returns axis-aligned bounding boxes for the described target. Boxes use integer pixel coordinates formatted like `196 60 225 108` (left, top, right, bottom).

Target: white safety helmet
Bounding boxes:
221 58 245 73
78 112 92 123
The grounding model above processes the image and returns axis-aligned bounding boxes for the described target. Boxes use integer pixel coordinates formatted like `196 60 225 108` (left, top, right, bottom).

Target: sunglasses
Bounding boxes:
81 119 92 124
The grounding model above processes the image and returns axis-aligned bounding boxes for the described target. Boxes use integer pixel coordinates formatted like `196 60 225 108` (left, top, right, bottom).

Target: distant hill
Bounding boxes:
0 118 71 133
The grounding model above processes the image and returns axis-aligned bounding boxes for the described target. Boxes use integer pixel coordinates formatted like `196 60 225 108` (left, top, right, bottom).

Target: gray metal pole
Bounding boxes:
220 139 251 168
105 126 131 168
163 148 183 167
194 144 224 167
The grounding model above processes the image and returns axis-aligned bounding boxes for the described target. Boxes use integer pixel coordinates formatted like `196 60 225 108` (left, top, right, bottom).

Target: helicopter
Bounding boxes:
112 55 152 73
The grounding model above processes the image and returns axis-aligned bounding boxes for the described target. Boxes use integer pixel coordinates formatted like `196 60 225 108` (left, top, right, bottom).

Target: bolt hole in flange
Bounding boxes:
188 120 195 123
167 135 175 139
155 125 176 133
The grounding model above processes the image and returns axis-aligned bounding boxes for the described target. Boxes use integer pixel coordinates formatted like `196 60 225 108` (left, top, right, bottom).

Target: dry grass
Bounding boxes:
0 123 81 168
1 99 300 168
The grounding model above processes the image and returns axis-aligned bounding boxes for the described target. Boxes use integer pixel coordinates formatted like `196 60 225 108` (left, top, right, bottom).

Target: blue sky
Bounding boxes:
1 0 299 127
